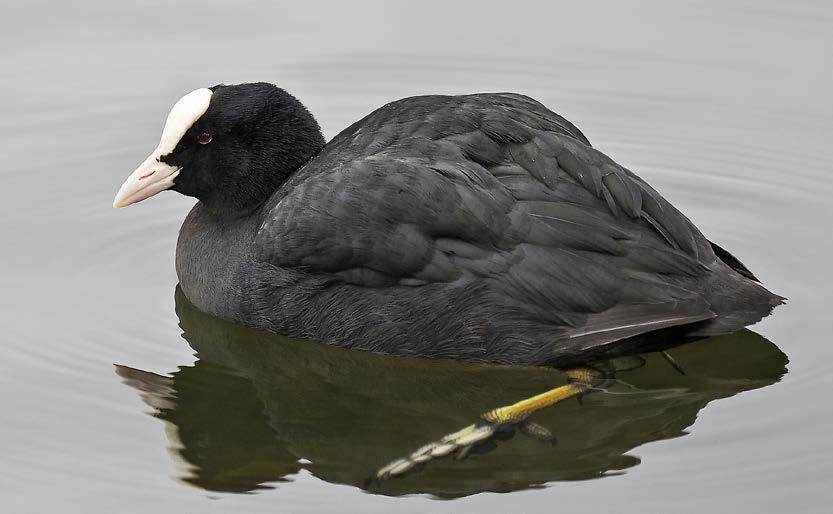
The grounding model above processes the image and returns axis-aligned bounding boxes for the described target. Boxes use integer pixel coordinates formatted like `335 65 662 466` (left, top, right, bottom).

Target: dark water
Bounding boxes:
2 1 831 512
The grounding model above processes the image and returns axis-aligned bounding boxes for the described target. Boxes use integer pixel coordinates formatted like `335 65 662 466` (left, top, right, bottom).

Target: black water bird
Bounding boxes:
114 82 785 481
115 82 782 367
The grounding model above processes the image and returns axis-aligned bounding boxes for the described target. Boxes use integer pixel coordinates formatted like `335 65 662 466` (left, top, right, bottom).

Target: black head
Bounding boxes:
114 83 325 217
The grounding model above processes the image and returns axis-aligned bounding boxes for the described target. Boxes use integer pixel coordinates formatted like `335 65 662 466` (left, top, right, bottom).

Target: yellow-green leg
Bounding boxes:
372 367 602 482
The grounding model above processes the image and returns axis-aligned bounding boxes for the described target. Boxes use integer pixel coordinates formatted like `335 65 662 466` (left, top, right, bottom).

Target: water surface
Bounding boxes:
1 1 831 512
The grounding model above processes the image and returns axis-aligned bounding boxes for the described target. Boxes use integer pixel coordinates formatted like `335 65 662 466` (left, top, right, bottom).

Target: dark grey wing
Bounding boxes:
255 94 718 360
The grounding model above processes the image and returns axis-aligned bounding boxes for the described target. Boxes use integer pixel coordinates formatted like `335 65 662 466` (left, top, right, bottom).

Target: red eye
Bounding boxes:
197 132 213 145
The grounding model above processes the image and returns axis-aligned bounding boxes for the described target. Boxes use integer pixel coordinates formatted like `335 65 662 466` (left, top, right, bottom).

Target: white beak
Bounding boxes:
113 153 180 208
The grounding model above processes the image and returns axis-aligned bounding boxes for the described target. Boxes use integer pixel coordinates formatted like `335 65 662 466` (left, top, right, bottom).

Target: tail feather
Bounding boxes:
688 262 785 337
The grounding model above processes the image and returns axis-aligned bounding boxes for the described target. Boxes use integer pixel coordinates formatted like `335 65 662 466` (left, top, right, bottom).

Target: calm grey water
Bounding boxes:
2 1 832 512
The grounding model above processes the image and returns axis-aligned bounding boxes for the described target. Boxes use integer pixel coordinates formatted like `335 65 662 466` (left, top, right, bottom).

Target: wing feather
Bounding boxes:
254 93 720 362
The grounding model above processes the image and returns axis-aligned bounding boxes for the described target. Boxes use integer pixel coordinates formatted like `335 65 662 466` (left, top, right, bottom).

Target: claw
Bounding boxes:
519 420 557 444
661 351 686 375
455 444 474 460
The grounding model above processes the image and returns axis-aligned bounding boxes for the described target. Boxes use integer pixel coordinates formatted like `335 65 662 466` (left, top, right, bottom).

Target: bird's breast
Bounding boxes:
175 203 258 321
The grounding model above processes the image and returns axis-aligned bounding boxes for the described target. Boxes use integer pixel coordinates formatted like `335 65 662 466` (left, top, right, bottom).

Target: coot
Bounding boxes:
114 83 783 368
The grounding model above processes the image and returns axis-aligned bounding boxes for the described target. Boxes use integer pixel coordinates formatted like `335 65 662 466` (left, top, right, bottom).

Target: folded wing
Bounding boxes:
255 94 720 360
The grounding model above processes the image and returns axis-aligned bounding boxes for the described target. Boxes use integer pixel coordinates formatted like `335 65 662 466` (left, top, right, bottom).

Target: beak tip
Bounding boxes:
115 160 180 209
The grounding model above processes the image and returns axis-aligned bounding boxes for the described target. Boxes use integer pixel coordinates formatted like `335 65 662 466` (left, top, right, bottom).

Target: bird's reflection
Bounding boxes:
116 286 787 498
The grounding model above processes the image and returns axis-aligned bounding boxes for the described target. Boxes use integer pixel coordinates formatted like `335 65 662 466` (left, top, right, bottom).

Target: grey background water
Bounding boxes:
1 0 831 512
